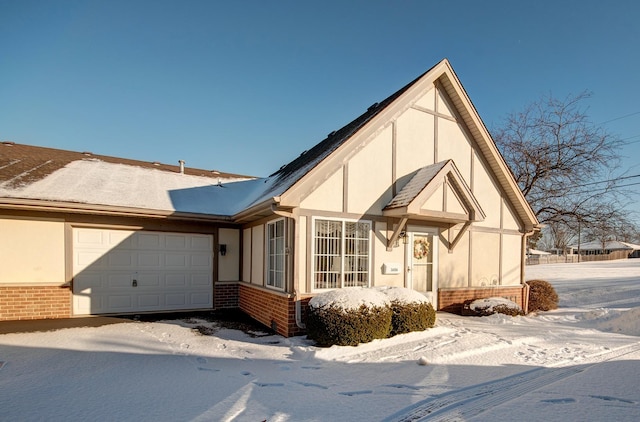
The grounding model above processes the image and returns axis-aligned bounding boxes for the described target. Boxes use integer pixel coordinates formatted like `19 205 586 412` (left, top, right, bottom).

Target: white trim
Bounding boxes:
265 218 286 291
405 227 439 309
311 216 372 292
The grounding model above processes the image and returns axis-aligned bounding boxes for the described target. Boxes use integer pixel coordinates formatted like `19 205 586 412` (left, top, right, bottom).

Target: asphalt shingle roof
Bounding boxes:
384 161 450 210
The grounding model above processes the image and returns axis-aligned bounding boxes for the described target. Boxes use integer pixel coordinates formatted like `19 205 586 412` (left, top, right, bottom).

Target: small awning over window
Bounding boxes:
383 159 485 224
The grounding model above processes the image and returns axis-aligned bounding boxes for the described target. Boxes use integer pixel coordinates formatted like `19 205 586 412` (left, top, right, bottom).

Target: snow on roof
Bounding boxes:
384 161 448 210
0 159 259 216
527 248 551 255
568 240 640 251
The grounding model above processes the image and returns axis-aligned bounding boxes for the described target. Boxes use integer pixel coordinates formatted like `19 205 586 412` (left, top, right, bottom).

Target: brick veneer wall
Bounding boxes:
0 285 72 321
438 285 527 315
238 284 310 337
214 283 239 309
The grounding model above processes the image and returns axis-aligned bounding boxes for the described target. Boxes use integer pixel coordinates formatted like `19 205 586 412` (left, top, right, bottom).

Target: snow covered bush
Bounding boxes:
306 288 392 346
463 297 524 317
376 287 436 335
526 279 559 312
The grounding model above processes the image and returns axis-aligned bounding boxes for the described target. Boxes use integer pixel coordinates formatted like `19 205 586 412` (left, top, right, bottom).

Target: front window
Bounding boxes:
267 219 285 289
313 218 371 290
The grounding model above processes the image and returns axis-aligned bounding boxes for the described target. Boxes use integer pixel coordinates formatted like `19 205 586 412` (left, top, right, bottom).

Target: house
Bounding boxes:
0 59 540 336
568 240 640 258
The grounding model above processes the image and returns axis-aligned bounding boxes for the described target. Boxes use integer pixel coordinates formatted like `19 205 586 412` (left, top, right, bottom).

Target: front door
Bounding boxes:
407 231 438 308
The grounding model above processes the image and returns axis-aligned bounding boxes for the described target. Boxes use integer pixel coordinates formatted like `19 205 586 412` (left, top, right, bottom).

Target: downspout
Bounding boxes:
274 203 306 330
295 290 306 330
521 228 537 314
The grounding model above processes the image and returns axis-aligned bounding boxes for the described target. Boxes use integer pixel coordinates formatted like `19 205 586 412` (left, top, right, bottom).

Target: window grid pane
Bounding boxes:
343 222 370 287
267 220 285 289
313 219 369 289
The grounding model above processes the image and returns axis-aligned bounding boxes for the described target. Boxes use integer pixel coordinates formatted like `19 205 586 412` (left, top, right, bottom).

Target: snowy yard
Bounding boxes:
1 260 639 421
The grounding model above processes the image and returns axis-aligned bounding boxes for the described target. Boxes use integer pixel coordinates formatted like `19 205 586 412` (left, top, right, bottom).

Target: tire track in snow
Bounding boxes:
383 341 640 422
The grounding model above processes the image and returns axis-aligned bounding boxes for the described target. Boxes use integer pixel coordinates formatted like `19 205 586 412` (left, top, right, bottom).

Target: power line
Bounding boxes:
599 111 640 125
576 174 640 188
566 180 640 197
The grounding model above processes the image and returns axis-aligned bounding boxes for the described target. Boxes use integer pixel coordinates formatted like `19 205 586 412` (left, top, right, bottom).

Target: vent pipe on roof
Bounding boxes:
179 160 185 174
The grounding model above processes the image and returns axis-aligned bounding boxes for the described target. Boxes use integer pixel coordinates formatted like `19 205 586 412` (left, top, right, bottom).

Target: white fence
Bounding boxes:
526 250 632 265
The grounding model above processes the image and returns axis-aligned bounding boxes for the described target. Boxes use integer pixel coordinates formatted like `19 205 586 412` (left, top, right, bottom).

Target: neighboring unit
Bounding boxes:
568 240 640 259
0 59 540 336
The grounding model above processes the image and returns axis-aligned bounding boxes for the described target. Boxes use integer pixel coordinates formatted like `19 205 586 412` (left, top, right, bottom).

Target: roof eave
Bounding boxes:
0 198 234 223
232 197 279 224
435 62 540 230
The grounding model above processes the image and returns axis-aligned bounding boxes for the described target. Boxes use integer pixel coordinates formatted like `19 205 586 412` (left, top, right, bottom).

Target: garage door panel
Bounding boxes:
73 228 213 315
75 252 106 272
165 253 187 268
190 255 212 268
137 233 162 249
190 292 212 305
165 274 187 287
137 274 160 287
138 295 161 307
108 295 133 310
138 253 161 267
75 274 103 291
107 274 132 288
108 251 135 268
165 293 187 306
191 274 211 286
109 230 135 247
77 229 104 246
165 234 188 250
190 235 212 250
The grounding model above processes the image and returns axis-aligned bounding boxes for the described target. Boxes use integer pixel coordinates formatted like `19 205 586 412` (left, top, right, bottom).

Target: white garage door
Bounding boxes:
73 228 213 315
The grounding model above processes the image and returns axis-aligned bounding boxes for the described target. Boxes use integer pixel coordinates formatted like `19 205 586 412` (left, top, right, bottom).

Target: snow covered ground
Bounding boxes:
1 260 639 421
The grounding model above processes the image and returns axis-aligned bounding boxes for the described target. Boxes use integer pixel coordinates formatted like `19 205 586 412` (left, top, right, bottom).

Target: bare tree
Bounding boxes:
493 91 629 246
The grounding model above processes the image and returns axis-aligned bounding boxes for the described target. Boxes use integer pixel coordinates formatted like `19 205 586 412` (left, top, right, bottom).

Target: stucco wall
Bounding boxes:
437 119 472 181
250 225 264 286
300 168 343 212
0 217 66 285
472 153 502 228
470 231 501 286
346 125 393 215
288 83 527 297
501 234 522 286
396 107 435 179
242 228 251 282
372 221 405 288
218 228 240 281
438 227 470 288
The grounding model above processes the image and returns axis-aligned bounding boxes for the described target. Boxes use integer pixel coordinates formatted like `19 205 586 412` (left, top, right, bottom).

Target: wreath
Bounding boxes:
413 238 430 259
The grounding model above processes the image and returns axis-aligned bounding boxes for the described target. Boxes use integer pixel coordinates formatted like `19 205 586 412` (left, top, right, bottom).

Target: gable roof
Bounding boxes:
244 59 539 231
1 59 541 231
262 66 434 196
383 159 485 224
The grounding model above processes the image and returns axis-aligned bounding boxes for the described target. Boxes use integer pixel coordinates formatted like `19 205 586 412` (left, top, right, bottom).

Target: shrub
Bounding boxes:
463 297 524 317
389 301 436 335
306 304 392 347
526 279 559 312
306 288 392 346
375 286 436 335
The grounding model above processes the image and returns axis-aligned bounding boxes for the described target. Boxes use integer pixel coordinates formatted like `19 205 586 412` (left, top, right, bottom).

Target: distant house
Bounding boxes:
568 240 640 258
0 59 540 336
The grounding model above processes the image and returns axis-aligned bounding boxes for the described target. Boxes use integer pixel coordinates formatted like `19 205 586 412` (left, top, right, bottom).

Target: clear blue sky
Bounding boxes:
1 1 639 210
